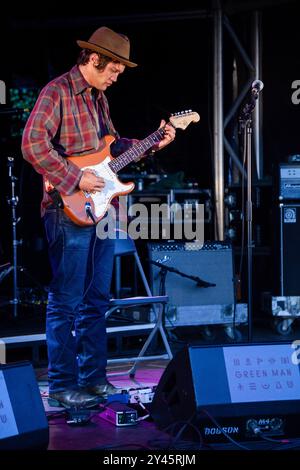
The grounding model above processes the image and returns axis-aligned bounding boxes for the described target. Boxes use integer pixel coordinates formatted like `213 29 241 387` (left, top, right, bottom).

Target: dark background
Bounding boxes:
1 0 300 296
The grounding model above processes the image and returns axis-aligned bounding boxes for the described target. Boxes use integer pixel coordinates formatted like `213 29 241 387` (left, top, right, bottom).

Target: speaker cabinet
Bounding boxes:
280 204 300 295
0 361 49 449
148 241 236 326
151 344 300 442
148 241 234 305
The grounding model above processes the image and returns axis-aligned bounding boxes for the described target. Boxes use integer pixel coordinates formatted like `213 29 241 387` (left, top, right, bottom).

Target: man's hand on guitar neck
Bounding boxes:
79 169 105 194
154 119 176 152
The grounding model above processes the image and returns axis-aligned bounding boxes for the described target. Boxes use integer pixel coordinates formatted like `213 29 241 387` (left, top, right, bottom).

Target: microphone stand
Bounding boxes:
0 157 46 318
239 91 260 342
148 259 216 337
149 259 216 288
7 157 20 318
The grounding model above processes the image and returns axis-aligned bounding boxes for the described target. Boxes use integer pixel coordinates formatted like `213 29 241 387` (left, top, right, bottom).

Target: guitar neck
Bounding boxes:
108 127 165 173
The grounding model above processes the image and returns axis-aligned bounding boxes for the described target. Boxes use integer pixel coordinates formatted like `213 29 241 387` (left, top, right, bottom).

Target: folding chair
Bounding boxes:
106 230 173 377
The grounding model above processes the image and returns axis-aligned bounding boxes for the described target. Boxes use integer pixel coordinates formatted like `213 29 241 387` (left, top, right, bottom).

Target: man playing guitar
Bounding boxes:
22 26 176 409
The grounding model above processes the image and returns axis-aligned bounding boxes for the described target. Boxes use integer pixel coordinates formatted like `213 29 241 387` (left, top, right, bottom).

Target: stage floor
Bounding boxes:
35 360 300 453
1 304 300 456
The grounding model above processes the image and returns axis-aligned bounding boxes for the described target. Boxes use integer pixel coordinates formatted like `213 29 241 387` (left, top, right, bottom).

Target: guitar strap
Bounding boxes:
44 178 64 209
47 187 64 209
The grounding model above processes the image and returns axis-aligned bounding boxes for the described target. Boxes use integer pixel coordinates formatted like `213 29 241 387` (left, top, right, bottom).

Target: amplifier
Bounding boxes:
148 241 236 326
279 164 300 200
279 204 300 295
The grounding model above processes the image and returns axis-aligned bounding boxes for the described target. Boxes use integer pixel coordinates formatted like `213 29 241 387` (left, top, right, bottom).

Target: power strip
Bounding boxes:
99 402 138 427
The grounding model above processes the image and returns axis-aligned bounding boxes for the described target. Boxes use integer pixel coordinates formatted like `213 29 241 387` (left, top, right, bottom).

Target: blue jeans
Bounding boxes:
44 208 115 393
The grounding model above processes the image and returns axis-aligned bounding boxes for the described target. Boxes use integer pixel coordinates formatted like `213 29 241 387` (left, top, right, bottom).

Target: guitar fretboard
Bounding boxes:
108 127 165 173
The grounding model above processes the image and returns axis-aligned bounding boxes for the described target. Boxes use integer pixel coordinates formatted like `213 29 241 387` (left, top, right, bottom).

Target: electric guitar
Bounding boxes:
48 110 200 226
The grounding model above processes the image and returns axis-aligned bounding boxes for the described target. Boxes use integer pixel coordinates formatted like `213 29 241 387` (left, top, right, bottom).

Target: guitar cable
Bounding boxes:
85 202 97 223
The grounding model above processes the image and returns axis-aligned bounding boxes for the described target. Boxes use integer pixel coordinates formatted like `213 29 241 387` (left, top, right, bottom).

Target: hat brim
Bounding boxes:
77 40 138 68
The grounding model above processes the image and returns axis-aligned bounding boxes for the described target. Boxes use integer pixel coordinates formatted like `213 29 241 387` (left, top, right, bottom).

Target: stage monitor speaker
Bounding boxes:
148 241 235 326
0 361 49 449
280 204 300 295
151 343 300 442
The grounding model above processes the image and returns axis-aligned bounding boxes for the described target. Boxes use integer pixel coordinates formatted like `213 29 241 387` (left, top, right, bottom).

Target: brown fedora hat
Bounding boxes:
77 26 137 68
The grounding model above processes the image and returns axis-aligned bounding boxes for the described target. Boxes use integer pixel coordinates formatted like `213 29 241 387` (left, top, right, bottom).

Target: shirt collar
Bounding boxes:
69 65 91 95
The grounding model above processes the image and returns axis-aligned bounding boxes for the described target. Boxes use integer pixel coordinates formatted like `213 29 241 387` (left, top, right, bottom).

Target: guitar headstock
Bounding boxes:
169 110 200 130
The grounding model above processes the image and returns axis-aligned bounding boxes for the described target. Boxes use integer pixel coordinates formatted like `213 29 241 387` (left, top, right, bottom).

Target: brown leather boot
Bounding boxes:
83 379 122 398
48 389 104 408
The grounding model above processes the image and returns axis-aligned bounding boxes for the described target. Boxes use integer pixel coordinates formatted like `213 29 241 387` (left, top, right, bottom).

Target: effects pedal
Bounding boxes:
66 409 91 426
99 402 138 427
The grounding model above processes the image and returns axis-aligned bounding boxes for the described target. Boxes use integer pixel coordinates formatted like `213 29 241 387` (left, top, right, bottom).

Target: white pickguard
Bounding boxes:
82 156 134 218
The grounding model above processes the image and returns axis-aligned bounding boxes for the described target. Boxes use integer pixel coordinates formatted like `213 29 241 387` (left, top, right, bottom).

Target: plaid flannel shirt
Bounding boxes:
22 65 136 216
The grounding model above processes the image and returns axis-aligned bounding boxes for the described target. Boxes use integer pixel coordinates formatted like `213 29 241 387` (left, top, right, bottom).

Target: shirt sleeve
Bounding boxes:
21 84 82 195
